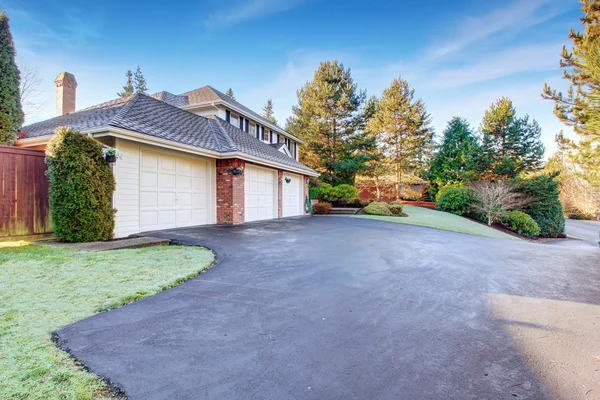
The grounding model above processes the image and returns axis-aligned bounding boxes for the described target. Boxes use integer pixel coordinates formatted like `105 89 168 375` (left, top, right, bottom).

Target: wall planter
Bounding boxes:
102 148 118 164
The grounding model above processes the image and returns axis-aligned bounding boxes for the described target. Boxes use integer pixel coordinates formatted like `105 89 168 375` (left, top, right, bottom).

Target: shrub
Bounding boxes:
501 210 541 237
46 127 116 242
389 204 403 216
435 183 465 202
317 183 339 203
436 186 473 215
309 187 319 200
401 188 423 201
515 174 565 238
469 181 534 226
363 201 393 216
335 184 359 199
389 201 403 206
312 202 332 215
337 197 369 208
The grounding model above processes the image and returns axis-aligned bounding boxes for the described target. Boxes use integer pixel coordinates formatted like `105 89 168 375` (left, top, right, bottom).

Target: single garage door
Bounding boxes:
245 166 276 222
282 173 303 217
140 150 210 231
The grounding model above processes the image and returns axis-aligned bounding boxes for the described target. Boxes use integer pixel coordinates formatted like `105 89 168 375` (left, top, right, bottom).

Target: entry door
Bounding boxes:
140 150 209 231
245 166 276 222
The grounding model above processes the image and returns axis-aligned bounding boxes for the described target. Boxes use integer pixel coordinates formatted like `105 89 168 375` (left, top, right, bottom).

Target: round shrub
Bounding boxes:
436 186 473 215
389 204 403 216
501 210 541 237
334 184 359 199
515 174 565 238
46 127 116 242
317 183 339 203
363 202 393 216
389 201 403 207
312 202 332 215
435 183 465 202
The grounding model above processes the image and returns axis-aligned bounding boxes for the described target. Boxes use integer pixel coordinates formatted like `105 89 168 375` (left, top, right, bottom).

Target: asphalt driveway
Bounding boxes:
56 217 600 400
566 218 600 247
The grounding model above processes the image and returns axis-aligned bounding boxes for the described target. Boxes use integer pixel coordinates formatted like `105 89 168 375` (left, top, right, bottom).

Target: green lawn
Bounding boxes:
355 204 519 240
0 242 215 400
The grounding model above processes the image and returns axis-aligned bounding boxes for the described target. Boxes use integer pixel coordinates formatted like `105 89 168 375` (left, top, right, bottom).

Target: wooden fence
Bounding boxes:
0 146 52 238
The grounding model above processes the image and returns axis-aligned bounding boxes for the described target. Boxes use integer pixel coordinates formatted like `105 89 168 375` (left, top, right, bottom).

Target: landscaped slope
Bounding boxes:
0 243 214 399
355 204 518 240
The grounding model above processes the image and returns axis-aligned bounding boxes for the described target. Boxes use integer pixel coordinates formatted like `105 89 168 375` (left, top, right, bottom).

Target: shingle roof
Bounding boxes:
21 93 316 175
179 86 302 142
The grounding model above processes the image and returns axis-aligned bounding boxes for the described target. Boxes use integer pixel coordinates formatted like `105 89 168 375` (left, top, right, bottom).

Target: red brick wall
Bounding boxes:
216 159 245 225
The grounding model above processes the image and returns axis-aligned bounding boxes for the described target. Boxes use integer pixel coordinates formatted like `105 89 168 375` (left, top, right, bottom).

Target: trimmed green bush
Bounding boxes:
389 201 403 207
317 183 339 203
501 210 541 237
436 186 473 215
363 201 393 216
46 127 116 242
337 197 369 208
334 184 359 199
309 187 319 200
435 183 465 202
389 204 403 216
312 202 332 214
515 174 565 238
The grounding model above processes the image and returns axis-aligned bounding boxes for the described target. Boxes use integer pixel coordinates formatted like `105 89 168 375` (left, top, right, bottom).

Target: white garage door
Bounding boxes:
282 173 303 217
245 166 276 222
140 150 209 231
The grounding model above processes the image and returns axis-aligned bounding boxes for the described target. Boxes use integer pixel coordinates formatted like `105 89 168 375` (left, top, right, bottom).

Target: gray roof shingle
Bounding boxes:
21 94 316 175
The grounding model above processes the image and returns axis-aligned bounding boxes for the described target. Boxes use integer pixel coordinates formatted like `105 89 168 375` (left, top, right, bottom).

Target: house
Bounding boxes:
17 72 318 238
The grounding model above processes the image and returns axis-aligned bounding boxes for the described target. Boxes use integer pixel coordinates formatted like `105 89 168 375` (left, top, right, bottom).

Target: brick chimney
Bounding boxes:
54 72 77 116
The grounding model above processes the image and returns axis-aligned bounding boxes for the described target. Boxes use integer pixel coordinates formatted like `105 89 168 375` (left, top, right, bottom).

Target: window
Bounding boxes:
230 115 239 128
225 110 231 123
244 119 249 133
255 124 260 139
261 126 265 141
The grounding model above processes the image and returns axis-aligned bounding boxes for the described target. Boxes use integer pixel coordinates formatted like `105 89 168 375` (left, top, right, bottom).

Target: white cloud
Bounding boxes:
203 0 309 29
425 0 570 61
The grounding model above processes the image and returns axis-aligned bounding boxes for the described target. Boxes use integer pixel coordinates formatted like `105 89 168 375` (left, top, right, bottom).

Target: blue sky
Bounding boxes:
6 0 582 155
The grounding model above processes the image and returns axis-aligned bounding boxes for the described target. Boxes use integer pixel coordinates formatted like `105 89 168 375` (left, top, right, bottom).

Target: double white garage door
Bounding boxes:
140 150 210 231
244 166 304 222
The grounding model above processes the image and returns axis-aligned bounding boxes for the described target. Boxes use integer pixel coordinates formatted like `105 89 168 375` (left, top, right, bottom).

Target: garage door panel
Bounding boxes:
140 150 210 231
282 174 303 218
245 166 276 222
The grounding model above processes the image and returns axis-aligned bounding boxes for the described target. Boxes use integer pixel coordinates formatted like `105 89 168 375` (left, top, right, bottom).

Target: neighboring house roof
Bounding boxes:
178 86 302 143
21 94 316 175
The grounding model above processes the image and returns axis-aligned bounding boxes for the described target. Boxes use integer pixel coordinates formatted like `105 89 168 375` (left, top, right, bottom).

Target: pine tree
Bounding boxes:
542 0 600 190
133 66 147 94
287 60 371 185
0 11 23 145
117 69 134 97
225 88 235 99
428 117 479 194
262 99 277 124
367 76 434 199
478 97 544 179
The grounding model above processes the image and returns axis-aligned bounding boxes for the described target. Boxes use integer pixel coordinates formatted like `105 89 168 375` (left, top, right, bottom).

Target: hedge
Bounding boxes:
46 127 116 242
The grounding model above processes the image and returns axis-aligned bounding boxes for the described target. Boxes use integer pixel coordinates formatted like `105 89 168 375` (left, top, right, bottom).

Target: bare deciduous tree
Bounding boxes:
19 63 45 120
469 181 535 226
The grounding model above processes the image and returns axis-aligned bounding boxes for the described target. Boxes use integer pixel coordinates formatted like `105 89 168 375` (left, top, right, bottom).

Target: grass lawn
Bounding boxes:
355 204 519 240
0 242 215 400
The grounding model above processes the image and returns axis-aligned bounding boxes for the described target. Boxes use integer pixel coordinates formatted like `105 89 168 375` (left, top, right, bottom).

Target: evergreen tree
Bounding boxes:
428 117 479 194
117 69 134 97
367 76 434 199
133 66 147 93
262 99 277 124
542 0 600 190
225 88 235 99
287 60 371 185
0 11 23 145
478 97 544 179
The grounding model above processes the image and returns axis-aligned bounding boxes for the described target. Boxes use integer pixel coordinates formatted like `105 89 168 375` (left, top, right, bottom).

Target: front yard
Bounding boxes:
0 242 214 399
355 204 518 240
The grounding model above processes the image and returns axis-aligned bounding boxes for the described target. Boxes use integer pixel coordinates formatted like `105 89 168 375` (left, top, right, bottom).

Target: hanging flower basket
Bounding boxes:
102 148 119 163
227 166 244 176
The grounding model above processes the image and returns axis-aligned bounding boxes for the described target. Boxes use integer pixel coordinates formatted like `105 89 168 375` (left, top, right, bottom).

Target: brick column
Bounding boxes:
216 159 245 224
277 170 283 218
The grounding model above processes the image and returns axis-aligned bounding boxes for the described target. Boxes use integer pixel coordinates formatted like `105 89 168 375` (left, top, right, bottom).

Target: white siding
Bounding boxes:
113 138 141 238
